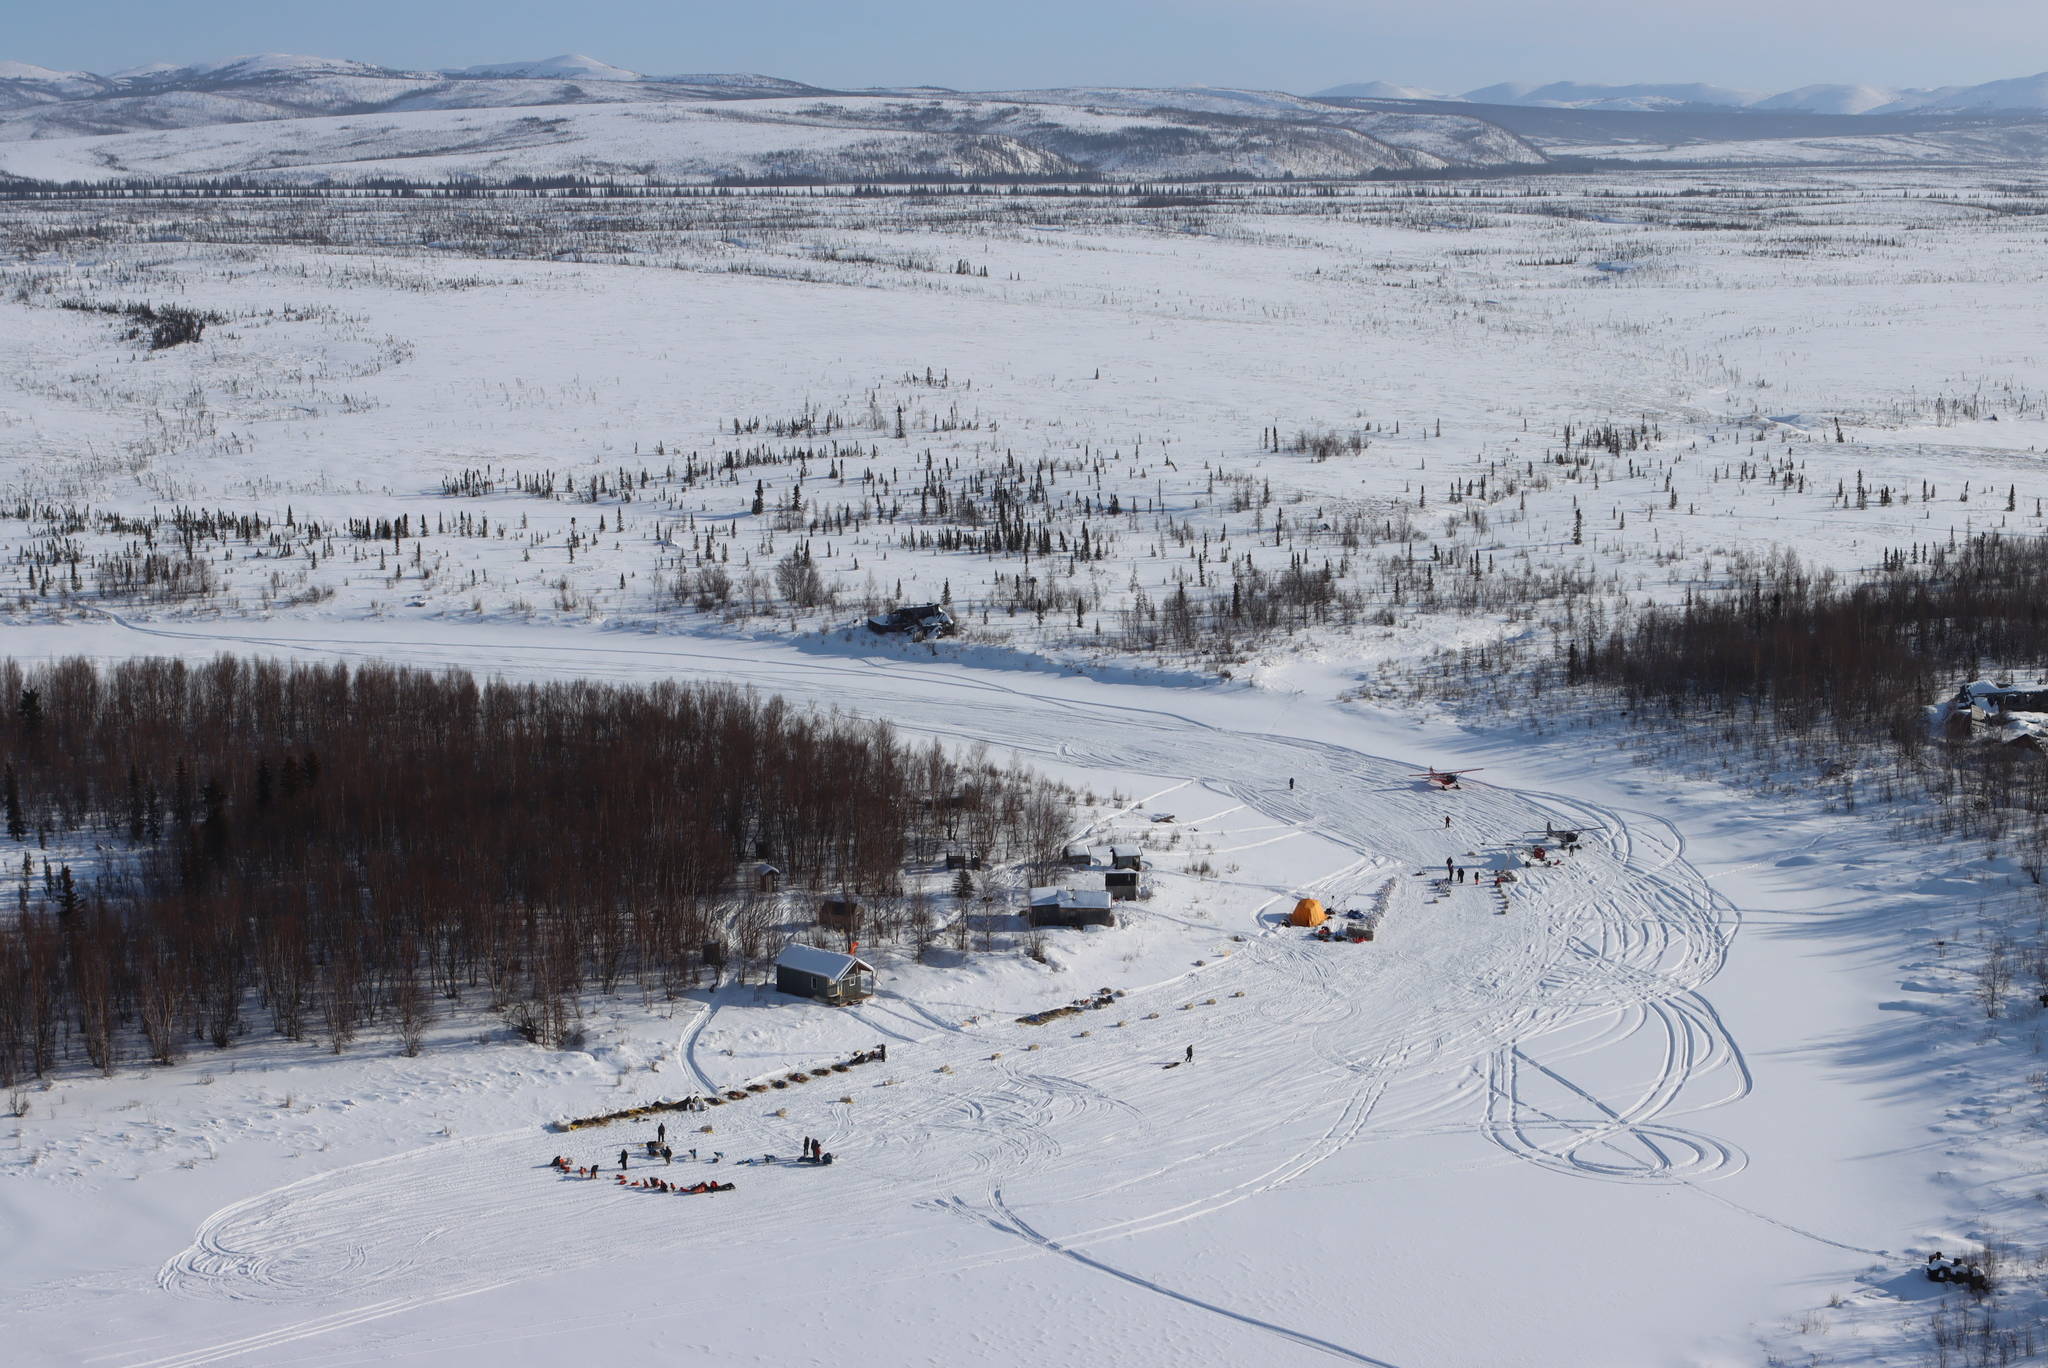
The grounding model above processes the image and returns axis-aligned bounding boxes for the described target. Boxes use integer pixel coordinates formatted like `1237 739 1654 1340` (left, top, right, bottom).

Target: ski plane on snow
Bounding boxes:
1521 822 1601 846
1414 766 1484 791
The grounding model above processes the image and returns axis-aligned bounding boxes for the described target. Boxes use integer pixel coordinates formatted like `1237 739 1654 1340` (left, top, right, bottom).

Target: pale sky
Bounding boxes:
13 0 2046 94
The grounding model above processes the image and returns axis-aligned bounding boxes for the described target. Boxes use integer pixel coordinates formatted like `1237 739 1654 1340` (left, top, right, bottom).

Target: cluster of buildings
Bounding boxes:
773 843 1149 1004
1948 680 2048 751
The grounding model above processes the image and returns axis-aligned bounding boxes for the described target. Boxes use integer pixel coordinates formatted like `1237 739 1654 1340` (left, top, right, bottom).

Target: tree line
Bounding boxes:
0 656 1058 1081
1566 534 2048 747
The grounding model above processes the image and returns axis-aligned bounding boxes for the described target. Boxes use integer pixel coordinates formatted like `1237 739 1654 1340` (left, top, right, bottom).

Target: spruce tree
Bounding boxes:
4 764 24 842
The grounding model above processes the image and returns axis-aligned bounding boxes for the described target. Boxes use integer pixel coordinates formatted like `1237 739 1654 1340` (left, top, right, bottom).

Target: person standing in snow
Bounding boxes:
1184 1045 1194 1064
658 1121 667 1145
619 1148 629 1172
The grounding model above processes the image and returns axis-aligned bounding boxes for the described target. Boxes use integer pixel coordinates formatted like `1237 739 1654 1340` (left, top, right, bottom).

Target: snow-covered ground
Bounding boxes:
0 619 1995 1366
6 169 2048 1365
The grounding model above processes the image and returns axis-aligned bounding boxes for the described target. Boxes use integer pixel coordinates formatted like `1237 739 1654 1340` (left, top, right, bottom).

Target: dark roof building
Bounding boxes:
1026 887 1116 929
866 604 955 640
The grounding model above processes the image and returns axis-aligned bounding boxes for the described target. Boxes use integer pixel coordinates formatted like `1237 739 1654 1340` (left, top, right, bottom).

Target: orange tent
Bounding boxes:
1289 898 1326 927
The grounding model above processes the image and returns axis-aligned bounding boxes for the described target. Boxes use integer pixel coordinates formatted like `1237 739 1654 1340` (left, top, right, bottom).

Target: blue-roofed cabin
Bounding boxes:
774 943 876 1005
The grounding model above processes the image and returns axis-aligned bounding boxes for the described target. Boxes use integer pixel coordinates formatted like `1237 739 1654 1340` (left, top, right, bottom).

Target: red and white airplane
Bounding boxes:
1414 767 1484 790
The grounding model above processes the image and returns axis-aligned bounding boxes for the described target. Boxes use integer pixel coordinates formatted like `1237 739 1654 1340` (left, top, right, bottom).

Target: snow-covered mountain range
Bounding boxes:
0 52 1546 182
1316 73 2048 115
3 52 2044 184
0 53 826 134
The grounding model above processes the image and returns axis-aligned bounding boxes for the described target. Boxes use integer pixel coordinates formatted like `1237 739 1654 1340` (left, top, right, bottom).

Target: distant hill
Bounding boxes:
1314 81 1447 102
447 54 642 82
0 54 1547 183
9 51 2044 184
1312 71 2048 115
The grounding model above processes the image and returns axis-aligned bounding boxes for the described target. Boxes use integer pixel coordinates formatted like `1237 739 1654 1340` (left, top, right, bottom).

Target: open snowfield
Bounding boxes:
0 618 2001 1367
6 168 2048 1365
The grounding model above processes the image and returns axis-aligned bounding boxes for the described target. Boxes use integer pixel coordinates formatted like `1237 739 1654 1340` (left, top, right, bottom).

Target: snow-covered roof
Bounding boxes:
1969 680 2048 697
1109 844 1140 856
1028 887 1113 910
775 943 872 979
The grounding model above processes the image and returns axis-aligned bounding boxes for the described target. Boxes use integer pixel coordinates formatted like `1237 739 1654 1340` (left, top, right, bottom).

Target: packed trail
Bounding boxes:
0 621 1863 1368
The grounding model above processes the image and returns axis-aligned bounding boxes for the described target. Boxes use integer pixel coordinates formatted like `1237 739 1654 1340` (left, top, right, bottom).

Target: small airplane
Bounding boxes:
1522 822 1601 846
1414 767 1484 790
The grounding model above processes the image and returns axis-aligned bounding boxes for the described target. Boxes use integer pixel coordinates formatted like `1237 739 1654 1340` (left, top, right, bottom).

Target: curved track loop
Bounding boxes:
102 623 1761 1364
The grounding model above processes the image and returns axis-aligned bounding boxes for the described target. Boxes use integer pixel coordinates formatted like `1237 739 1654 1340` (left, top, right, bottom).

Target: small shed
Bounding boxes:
774 943 876 1005
818 898 860 935
1109 845 1144 871
753 861 783 893
1026 887 1116 929
1998 719 2047 754
944 851 984 871
1105 869 1140 901
1063 844 1094 868
1289 898 1327 927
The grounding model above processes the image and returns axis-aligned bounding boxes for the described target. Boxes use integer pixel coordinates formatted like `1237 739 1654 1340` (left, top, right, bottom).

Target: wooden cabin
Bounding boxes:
774 943 876 1005
1105 870 1140 901
1963 681 2048 721
1026 887 1116 930
1109 845 1143 871
1063 844 1094 869
1998 720 2047 754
